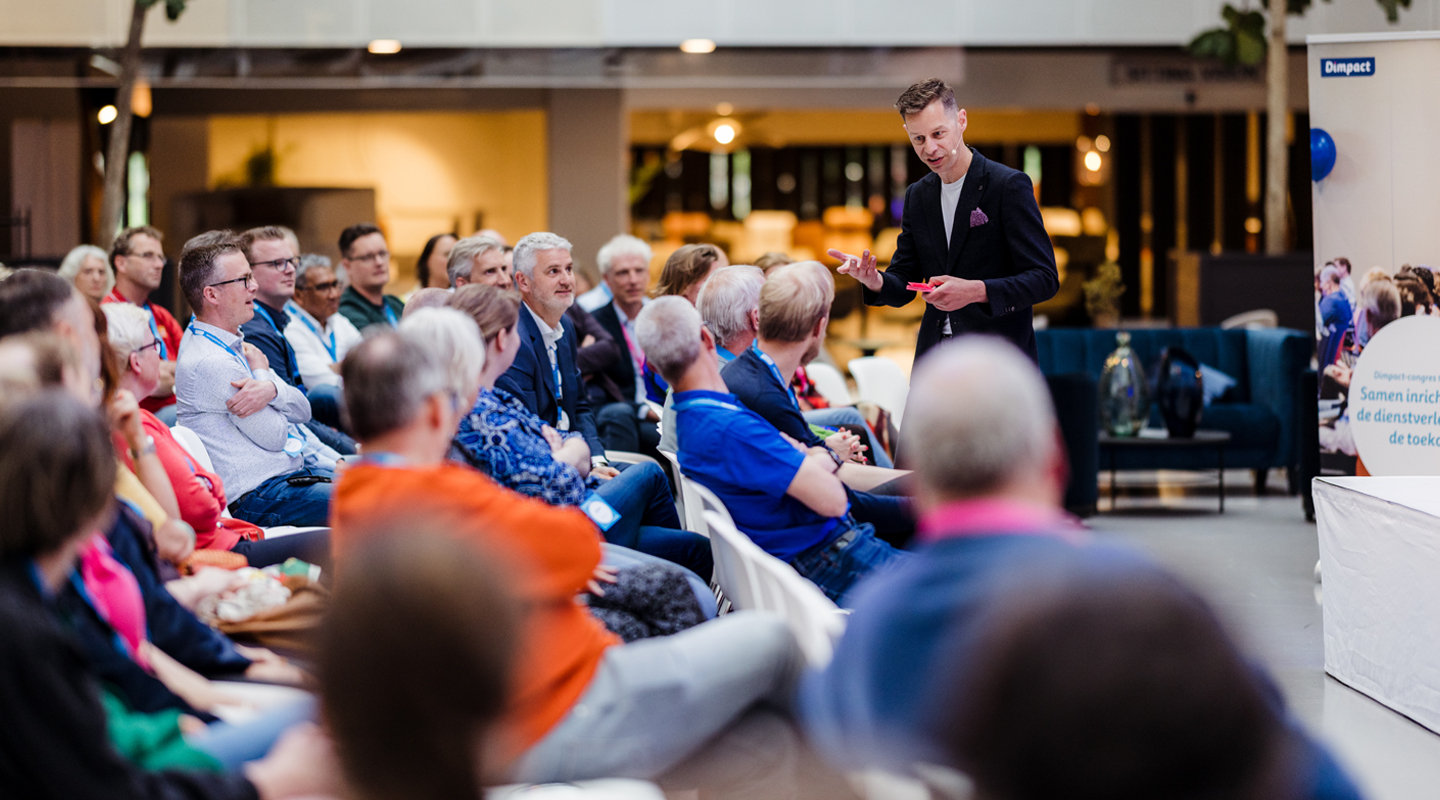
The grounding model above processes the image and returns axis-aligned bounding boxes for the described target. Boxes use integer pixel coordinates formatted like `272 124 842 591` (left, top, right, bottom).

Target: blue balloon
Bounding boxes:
1311 128 1337 181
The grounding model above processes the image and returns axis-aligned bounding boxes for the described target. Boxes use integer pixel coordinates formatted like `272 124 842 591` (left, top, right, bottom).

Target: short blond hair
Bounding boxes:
758 261 834 343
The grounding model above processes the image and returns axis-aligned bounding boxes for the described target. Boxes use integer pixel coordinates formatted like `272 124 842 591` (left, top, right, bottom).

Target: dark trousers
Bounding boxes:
846 487 916 549
596 461 712 579
231 528 331 572
597 402 662 456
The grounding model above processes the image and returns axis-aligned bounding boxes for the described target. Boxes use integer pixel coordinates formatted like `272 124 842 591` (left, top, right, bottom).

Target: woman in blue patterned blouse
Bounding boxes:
447 285 712 578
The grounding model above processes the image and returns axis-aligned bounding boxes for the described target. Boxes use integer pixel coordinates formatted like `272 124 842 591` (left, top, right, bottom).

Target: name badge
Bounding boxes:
580 492 620 532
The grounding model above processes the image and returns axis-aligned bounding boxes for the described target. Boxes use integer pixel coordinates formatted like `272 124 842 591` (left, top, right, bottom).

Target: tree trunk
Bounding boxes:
1264 10 1289 254
98 1 148 251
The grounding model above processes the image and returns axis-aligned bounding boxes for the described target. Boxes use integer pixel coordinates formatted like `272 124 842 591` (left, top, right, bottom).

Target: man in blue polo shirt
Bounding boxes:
635 295 907 607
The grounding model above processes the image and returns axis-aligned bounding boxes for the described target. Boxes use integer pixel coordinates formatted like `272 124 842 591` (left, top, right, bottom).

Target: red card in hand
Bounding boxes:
907 282 934 292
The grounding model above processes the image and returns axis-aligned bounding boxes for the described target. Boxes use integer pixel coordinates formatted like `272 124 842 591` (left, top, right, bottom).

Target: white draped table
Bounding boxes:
1314 476 1440 733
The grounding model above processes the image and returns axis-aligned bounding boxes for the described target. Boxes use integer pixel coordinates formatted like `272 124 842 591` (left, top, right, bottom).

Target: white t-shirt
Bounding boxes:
938 175 965 334
940 175 965 247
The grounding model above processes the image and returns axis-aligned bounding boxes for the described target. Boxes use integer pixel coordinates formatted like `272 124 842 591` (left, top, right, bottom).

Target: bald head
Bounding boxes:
903 338 1060 504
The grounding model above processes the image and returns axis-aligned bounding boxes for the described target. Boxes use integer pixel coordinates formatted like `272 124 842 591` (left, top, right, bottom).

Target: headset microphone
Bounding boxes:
950 147 959 155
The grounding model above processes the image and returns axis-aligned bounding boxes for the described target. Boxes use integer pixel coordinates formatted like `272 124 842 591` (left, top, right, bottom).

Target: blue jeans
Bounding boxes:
803 406 893 469
596 461 712 579
789 521 909 608
190 696 316 770
229 467 334 529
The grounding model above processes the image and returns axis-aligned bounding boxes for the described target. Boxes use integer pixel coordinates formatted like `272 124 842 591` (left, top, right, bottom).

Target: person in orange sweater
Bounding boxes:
330 321 803 787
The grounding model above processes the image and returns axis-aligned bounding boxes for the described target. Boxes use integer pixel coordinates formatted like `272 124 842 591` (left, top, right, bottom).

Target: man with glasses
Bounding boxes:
285 254 362 390
104 225 182 421
337 224 405 331
175 236 336 528
237 228 353 451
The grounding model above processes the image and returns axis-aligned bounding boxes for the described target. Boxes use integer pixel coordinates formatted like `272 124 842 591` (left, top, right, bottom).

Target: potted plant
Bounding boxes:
1084 260 1125 327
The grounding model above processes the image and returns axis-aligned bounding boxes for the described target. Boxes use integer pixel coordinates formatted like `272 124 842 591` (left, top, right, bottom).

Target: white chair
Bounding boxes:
605 450 660 468
659 449 705 537
487 779 666 800
805 362 854 407
170 424 215 472
694 484 847 668
170 424 328 540
848 356 909 428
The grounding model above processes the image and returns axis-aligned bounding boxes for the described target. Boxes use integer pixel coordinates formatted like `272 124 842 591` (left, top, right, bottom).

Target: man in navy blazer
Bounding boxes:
496 232 611 471
833 78 1058 362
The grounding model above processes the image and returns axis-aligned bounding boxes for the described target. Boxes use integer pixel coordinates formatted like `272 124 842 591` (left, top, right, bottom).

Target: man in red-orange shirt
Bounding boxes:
104 226 183 420
331 328 802 786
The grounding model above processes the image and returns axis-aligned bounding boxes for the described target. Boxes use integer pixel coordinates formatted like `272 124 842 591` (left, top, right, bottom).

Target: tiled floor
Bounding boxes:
1087 472 1440 800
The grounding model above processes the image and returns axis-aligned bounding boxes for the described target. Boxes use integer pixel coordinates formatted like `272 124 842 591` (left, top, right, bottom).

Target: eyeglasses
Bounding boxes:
348 250 389 264
300 280 341 293
252 256 299 273
126 251 166 263
135 338 162 354
208 273 256 290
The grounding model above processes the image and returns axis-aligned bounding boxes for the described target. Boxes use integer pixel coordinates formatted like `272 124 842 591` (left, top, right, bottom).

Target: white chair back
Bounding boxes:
805 362 854 407
170 425 216 473
659 449 707 537
848 356 909 427
691 482 847 667
1220 308 1279 330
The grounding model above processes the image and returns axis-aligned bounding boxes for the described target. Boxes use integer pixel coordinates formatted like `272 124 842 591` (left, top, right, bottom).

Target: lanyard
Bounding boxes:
356 451 409 468
253 302 284 335
545 341 564 401
382 301 399 328
754 349 800 410
190 325 253 378
288 302 336 361
110 291 169 359
673 395 745 414
191 324 305 457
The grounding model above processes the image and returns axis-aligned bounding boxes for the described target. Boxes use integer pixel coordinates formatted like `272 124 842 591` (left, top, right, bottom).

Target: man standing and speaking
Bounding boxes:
832 79 1058 362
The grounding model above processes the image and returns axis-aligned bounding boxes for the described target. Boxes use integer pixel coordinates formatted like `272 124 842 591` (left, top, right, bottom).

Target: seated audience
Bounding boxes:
331 327 801 785
496 232 610 469
754 251 794 274
318 533 516 796
414 232 458 292
0 391 336 799
283 254 362 390
59 243 113 303
103 303 329 568
945 563 1360 800
446 234 508 289
238 227 352 448
638 296 907 606
337 224 404 330
589 234 664 456
103 226 182 420
447 285 711 577
657 243 727 305
176 240 334 528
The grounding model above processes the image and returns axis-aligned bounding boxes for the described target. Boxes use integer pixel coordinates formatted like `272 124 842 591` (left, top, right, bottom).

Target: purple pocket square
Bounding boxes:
970 208 989 227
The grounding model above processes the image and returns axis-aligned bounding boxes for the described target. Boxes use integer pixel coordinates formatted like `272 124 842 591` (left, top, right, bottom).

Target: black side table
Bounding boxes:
1098 429 1232 513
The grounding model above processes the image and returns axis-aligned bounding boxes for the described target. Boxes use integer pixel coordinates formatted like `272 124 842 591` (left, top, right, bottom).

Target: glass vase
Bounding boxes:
1099 331 1150 437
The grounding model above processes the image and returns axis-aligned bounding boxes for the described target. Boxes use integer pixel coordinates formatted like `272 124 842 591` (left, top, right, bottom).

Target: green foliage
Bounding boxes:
139 0 188 22
1189 0 1411 66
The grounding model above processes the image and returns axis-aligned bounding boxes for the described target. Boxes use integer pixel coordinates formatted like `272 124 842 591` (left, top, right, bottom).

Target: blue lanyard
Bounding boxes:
356 452 408 467
673 396 745 413
287 302 336 361
253 302 284 335
382 301 399 328
146 310 168 360
754 350 800 410
545 342 564 401
190 325 253 378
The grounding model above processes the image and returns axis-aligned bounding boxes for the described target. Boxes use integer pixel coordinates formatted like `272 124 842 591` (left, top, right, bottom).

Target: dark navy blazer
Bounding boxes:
864 148 1059 362
496 303 606 459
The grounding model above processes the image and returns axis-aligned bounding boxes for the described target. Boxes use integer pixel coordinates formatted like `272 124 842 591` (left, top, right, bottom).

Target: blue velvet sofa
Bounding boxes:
1035 327 1311 509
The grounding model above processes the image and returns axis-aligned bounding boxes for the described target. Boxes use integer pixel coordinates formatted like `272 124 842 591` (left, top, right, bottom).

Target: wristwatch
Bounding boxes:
131 435 157 459
827 447 845 472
